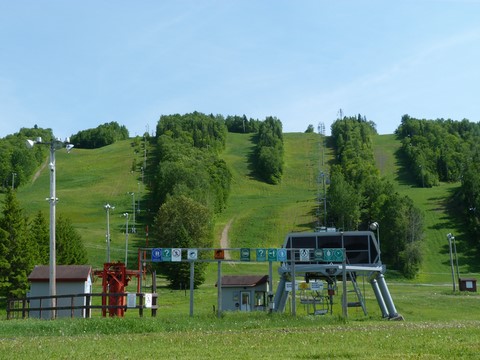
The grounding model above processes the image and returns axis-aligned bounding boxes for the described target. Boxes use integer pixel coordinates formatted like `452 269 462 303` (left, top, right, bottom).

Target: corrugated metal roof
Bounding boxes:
28 265 92 282
216 275 268 287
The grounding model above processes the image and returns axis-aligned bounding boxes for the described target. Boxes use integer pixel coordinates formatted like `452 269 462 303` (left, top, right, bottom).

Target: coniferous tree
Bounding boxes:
0 190 36 297
30 211 50 265
56 214 87 265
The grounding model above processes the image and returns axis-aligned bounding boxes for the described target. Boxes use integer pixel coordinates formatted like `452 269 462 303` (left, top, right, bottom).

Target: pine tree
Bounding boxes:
0 190 36 298
56 213 87 265
30 211 49 265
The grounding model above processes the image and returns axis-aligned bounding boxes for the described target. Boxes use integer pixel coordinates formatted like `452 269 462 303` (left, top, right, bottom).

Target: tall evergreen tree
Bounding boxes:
0 190 36 297
30 211 50 265
56 214 87 265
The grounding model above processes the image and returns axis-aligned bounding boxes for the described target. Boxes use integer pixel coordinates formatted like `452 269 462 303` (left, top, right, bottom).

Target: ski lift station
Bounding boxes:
272 230 401 319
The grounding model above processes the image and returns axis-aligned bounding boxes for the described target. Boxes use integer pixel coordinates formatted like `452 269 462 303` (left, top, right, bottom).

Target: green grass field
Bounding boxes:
1 132 479 359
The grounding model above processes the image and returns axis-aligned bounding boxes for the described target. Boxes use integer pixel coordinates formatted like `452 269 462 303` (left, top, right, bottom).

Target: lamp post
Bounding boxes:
123 213 129 267
104 204 115 263
26 136 73 319
370 222 380 262
447 233 457 292
128 192 136 233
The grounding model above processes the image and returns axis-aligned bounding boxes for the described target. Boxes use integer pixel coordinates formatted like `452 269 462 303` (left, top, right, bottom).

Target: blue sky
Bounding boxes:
1 0 479 138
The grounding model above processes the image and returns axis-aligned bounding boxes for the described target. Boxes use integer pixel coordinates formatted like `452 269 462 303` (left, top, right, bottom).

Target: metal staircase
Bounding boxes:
347 271 367 315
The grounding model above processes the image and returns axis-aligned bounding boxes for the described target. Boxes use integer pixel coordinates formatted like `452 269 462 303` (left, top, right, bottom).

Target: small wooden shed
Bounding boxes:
216 275 269 312
28 265 93 319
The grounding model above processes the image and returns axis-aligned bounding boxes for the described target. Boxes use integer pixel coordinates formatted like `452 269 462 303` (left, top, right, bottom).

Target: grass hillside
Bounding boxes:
214 132 323 249
372 134 477 283
15 139 145 266
6 132 477 285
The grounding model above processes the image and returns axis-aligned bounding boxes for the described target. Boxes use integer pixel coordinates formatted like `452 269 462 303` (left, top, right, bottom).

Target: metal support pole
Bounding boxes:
447 233 456 292
189 261 195 317
105 204 114 263
48 142 56 319
342 248 348 319
217 261 222 318
291 257 296 316
124 213 129 267
268 261 273 311
376 273 398 318
370 277 389 318
453 235 460 284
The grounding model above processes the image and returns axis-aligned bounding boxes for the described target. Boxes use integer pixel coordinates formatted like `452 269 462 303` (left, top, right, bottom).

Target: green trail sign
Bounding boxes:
314 248 344 262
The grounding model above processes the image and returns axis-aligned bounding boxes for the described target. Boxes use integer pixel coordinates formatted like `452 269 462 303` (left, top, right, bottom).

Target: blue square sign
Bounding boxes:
152 248 162 262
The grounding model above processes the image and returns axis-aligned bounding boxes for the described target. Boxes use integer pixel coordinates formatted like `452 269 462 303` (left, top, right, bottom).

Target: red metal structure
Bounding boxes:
95 262 141 317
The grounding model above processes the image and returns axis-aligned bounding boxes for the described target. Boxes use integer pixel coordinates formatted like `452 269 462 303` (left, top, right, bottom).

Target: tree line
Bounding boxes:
70 122 129 149
150 112 231 288
0 190 86 298
0 126 52 191
254 116 284 184
328 115 423 278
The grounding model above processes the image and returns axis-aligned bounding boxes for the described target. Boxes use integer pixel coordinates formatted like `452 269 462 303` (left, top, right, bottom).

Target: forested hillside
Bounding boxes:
2 112 480 298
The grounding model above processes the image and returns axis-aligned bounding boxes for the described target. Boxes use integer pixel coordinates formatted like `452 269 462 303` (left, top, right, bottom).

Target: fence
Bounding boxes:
7 292 158 320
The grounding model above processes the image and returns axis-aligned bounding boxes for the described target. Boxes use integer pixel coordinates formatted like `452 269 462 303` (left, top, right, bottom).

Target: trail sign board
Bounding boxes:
299 248 310 262
172 248 182 262
256 248 266 262
267 248 277 261
151 248 162 262
240 248 250 261
277 248 287 262
162 248 172 262
214 249 225 260
187 249 198 261
314 248 344 262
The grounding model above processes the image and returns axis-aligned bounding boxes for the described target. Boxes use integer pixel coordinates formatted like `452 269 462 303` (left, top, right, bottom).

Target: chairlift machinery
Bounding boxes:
273 231 402 319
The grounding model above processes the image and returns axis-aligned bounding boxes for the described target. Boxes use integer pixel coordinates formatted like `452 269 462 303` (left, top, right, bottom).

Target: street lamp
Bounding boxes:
123 213 129 267
370 222 381 262
447 233 458 292
26 136 73 319
128 192 136 233
104 204 115 263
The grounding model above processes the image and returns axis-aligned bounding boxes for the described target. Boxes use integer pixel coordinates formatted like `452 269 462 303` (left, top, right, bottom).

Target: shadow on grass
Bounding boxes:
394 146 419 187
442 185 480 273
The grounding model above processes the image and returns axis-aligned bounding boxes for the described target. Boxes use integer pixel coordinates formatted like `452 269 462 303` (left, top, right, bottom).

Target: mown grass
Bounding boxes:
214 132 322 250
1 319 479 360
15 139 146 266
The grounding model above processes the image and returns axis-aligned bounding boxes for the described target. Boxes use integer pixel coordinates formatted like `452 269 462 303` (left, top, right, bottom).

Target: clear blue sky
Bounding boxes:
1 0 479 138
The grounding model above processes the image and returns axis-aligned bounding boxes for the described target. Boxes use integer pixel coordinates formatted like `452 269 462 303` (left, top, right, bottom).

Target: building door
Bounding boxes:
240 292 251 311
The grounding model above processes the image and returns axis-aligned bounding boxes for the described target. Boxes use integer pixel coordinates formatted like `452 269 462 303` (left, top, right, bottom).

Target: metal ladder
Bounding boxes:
347 271 367 315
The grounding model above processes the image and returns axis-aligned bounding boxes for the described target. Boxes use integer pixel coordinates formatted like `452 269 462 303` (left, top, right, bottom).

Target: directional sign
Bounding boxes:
151 248 162 262
187 249 198 261
172 248 182 262
314 249 324 261
316 248 344 262
267 248 277 261
299 248 310 262
162 248 172 262
277 248 287 262
256 248 266 262
240 248 250 261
